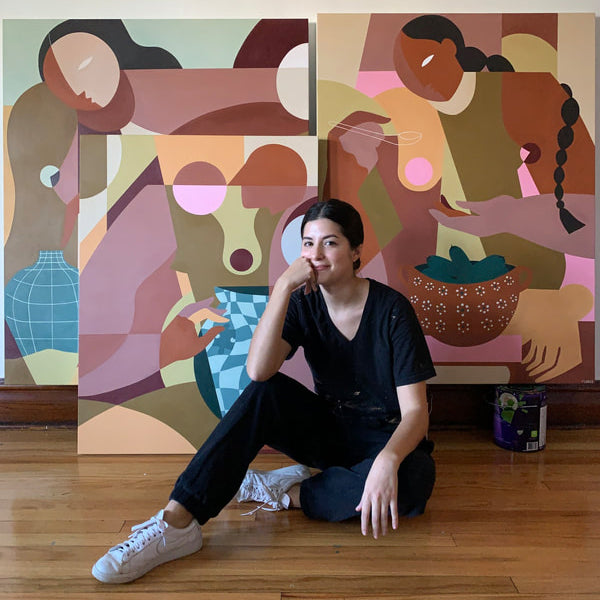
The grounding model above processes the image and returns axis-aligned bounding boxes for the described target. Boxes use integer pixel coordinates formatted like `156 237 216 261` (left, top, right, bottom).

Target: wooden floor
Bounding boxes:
1 427 600 600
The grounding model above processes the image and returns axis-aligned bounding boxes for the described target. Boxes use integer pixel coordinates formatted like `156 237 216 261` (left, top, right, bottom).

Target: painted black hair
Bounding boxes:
38 19 181 80
552 83 585 232
401 14 514 73
401 14 584 233
301 199 364 270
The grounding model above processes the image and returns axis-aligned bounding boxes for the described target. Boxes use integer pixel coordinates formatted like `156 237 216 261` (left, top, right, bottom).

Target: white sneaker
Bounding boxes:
235 464 311 511
92 510 202 584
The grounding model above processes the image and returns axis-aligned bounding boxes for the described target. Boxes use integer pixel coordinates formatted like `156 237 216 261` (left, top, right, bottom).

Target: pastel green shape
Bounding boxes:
106 135 159 210
317 80 394 139
23 349 78 385
123 19 258 68
3 19 62 105
160 356 197 387
359 167 402 249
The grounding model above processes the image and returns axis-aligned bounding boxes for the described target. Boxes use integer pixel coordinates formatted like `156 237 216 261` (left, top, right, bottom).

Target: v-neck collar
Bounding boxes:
319 278 372 343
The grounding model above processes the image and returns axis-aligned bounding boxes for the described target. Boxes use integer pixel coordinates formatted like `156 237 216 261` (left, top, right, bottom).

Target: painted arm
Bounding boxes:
430 193 595 258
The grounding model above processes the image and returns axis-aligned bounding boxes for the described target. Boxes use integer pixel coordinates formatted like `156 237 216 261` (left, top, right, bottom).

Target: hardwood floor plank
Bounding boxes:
0 594 280 600
284 596 599 600
283 596 600 600
0 575 517 597
512 576 600 595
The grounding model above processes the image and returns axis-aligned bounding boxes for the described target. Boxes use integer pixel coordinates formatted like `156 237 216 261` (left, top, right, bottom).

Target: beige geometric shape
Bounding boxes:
78 404 197 454
317 13 370 87
79 212 107 272
276 43 309 120
557 13 595 134
4 106 15 244
502 33 557 76
428 365 511 384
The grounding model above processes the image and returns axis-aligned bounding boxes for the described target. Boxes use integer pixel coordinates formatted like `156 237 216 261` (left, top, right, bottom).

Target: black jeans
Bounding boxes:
170 372 435 524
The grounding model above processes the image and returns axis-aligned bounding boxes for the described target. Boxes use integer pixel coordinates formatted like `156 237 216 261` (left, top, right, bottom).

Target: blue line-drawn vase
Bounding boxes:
5 250 79 356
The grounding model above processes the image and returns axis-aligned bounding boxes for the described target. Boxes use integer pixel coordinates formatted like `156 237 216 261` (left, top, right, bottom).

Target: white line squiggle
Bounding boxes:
328 121 422 146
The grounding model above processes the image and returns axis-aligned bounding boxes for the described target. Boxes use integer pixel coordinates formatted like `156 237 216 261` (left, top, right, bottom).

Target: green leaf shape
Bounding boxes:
416 246 512 284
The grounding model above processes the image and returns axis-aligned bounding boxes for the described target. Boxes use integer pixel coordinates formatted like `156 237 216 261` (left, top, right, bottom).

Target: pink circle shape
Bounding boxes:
173 184 226 215
404 157 433 187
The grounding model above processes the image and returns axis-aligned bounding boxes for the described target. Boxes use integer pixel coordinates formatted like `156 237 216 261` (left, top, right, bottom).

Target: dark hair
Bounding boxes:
300 199 364 270
552 83 585 233
401 15 584 234
38 19 181 79
402 15 514 73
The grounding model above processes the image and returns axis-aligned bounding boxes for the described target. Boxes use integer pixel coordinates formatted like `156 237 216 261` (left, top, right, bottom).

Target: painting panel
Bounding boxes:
77 134 317 453
4 18 309 385
317 12 595 384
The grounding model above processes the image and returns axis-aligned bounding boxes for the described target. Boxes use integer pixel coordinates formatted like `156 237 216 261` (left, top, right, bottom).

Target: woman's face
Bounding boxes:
393 32 463 101
43 32 120 111
301 218 360 286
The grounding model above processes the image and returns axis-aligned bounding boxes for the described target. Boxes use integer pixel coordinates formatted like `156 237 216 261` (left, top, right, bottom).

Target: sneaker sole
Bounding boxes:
91 538 203 584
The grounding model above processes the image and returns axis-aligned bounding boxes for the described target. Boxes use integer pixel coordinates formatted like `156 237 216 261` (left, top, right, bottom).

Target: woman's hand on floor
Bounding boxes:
355 451 399 539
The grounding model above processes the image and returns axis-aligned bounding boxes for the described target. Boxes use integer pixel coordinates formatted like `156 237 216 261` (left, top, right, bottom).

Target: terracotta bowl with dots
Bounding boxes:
399 264 532 347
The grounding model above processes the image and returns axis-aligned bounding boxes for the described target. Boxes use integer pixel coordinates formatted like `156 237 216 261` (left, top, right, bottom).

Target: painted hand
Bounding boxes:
504 286 593 382
430 194 594 258
159 314 226 368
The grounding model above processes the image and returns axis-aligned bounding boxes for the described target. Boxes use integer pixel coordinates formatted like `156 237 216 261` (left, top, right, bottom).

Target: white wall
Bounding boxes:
0 0 598 380
0 0 597 18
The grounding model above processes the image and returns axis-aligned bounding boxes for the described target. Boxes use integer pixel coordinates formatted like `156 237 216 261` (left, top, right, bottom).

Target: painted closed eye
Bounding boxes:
421 54 434 67
78 55 93 71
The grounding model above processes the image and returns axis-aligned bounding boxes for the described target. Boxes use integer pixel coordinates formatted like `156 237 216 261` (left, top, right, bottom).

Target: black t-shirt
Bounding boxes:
282 278 436 422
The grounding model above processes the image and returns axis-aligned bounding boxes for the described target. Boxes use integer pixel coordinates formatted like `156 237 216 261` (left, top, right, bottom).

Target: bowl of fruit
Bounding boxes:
400 246 532 346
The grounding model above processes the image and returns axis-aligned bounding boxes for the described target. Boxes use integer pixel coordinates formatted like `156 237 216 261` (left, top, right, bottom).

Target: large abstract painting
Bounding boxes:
78 133 316 453
3 14 596 453
317 13 595 384
4 18 312 452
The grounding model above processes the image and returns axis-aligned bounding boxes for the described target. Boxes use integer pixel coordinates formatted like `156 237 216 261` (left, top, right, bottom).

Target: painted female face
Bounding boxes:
42 32 120 111
393 32 463 102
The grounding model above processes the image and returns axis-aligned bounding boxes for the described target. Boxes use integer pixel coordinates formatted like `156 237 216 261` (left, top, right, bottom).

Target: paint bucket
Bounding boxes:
493 385 547 452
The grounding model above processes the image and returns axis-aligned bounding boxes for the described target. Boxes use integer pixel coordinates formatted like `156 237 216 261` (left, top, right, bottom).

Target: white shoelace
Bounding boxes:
240 501 282 517
113 515 167 561
238 472 288 516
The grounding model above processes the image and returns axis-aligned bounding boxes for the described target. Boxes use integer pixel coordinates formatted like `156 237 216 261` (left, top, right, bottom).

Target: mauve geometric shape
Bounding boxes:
230 248 253 272
107 156 164 228
79 185 176 335
126 69 281 134
233 19 308 68
171 102 308 136
78 333 162 399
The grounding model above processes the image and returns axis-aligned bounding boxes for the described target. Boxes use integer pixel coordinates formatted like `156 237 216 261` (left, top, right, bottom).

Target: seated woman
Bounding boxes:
92 198 437 584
